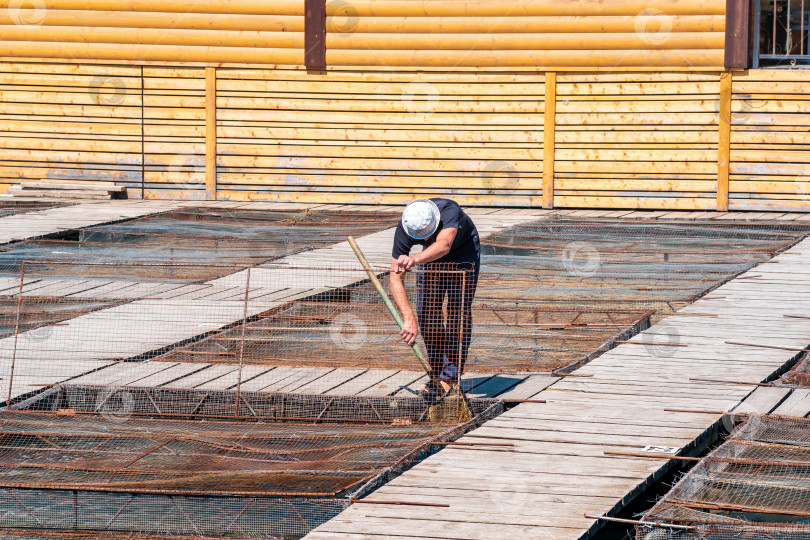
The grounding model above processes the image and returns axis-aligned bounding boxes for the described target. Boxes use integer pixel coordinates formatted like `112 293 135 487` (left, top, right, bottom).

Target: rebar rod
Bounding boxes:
585 514 696 530
726 340 810 353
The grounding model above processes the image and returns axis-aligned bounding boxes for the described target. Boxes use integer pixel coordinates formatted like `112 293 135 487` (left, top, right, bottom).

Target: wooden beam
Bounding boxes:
542 71 556 209
305 0 326 69
717 71 732 211
205 66 216 201
724 0 751 68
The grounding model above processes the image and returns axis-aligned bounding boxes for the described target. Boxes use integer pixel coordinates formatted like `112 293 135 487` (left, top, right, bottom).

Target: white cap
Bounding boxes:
401 199 441 240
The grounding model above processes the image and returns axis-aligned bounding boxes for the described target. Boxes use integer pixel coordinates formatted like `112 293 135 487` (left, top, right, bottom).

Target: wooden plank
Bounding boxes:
196 365 273 390
277 368 336 392
293 368 367 394
233 367 314 392
732 386 792 414
770 388 810 417
392 374 429 397
325 369 401 396
131 362 209 387
357 370 425 396
497 375 565 401
162 364 232 389
312 516 582 540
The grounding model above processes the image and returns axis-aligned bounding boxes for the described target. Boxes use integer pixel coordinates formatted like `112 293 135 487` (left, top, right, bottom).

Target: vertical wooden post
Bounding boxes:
305 0 327 69
542 71 556 209
205 66 217 201
717 71 732 212
725 0 751 69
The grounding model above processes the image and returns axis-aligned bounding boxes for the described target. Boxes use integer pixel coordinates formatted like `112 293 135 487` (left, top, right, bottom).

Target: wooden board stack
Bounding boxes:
9 180 126 199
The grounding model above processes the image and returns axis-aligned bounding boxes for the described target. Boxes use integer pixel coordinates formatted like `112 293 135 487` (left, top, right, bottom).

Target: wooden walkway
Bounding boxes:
733 386 810 417
306 240 810 539
0 200 183 244
5 200 810 537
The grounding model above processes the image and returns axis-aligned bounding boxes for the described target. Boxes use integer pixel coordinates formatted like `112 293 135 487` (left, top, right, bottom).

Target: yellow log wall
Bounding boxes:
0 0 724 69
211 69 544 206
1 63 809 212
325 0 726 69
0 0 304 65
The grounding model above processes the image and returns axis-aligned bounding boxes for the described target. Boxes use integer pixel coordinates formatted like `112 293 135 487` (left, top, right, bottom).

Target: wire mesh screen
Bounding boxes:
0 259 502 538
638 415 810 540
777 351 810 388
481 218 810 319
0 396 500 539
2 261 496 406
0 255 511 538
0 208 397 271
0 201 68 218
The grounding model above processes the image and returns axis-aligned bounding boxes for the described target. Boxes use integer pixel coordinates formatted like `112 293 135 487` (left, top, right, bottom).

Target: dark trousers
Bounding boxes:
416 257 479 384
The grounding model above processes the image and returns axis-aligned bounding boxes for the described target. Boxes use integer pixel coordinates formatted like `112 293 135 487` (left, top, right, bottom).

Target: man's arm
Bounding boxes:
390 259 418 345
393 227 458 273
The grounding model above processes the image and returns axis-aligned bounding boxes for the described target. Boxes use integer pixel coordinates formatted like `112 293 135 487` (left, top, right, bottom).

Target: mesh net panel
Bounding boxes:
0 257 500 539
0 201 69 218
0 208 396 271
777 352 810 389
638 415 810 540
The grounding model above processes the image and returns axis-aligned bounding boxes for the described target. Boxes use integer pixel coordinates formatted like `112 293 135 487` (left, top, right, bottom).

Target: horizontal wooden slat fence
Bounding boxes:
0 62 143 193
729 70 810 212
143 67 207 200
0 63 808 211
553 72 722 210
212 69 544 206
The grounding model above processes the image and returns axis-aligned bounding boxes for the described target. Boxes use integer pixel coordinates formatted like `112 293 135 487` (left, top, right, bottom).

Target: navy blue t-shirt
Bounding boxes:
392 199 480 263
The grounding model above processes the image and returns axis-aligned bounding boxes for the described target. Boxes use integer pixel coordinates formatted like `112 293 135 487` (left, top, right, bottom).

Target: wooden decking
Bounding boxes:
4 201 810 538
0 200 183 243
306 239 810 539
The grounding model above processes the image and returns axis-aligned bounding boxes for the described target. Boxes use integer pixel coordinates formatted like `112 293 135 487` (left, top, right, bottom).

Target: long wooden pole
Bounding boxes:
234 266 251 417
0 11 303 31
326 49 724 68
7 262 24 410
347 236 433 379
